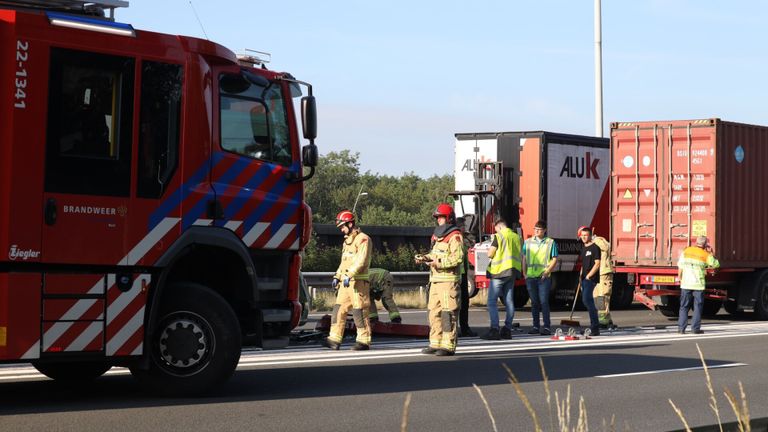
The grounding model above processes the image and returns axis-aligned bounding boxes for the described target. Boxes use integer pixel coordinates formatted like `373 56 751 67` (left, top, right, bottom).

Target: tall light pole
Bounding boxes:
594 0 604 138
352 184 368 214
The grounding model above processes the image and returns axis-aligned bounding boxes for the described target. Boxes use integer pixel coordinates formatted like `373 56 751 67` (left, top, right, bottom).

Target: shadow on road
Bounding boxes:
0 348 735 415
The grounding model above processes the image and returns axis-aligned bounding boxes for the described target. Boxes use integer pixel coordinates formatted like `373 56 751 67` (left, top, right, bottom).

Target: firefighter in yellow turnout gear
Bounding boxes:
416 203 463 357
322 210 373 351
591 234 615 328
368 268 402 323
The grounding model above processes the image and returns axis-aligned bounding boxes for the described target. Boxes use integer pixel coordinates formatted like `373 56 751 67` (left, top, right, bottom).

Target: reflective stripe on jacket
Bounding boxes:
677 246 720 290
334 229 372 281
487 227 522 278
426 231 463 283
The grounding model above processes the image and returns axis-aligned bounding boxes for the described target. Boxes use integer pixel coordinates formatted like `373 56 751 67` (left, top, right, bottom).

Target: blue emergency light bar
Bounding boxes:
47 11 135 37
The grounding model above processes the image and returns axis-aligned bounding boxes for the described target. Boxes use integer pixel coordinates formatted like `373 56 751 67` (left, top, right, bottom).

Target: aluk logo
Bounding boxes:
461 155 493 172
8 245 41 261
559 152 600 179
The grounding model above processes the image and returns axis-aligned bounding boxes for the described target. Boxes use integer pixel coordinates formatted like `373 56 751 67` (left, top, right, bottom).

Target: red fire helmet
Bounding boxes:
335 210 355 227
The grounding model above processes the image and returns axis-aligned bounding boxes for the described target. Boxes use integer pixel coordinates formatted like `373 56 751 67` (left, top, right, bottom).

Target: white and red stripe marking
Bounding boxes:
22 215 300 360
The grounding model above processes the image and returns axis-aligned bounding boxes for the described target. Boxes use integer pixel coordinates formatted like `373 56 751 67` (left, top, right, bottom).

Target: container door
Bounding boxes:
663 123 717 264
41 48 134 265
612 121 716 266
612 124 662 266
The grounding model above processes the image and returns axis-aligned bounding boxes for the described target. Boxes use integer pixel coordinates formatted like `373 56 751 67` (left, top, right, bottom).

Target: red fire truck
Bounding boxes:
1 0 318 394
452 131 634 309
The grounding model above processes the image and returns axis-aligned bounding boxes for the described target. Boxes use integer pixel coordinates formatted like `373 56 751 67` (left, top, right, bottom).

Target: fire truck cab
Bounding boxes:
1 0 318 394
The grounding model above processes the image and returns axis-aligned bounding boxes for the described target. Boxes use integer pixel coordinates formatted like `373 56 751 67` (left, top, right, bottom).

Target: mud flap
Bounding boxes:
441 310 454 332
331 304 341 324
352 308 365 328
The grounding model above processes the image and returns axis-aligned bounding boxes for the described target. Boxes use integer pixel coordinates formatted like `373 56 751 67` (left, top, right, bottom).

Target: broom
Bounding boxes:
560 279 581 327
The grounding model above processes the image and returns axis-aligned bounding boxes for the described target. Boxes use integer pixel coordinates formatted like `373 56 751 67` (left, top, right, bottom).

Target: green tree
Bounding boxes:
305 151 455 226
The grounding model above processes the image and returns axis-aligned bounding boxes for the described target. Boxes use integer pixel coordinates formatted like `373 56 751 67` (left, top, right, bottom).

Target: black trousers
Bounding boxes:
459 273 471 332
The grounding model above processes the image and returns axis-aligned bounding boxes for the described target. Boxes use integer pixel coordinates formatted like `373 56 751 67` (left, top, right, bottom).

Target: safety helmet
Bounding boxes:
432 203 455 222
335 210 355 228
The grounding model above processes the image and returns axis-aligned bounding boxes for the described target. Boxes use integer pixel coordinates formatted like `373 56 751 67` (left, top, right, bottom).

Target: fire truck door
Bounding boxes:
214 71 302 250
41 49 134 265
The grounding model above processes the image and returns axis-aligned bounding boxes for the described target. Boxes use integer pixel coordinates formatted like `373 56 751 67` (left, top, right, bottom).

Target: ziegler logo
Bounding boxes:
8 245 41 261
560 152 600 179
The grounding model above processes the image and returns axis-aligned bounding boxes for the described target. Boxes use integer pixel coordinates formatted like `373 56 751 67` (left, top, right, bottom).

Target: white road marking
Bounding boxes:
2 322 767 382
595 363 747 378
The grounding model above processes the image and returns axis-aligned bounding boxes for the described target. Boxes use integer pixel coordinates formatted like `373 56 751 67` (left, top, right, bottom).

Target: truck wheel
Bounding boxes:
609 274 635 310
658 305 679 317
131 282 242 396
467 269 479 299
724 300 741 315
754 274 768 320
33 361 112 382
513 285 529 309
702 300 722 318
657 295 680 318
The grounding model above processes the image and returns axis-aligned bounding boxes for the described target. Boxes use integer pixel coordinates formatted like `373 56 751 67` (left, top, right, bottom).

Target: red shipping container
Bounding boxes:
611 118 768 268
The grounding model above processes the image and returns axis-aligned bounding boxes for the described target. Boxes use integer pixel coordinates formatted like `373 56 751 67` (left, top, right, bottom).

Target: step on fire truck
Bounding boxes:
0 0 319 394
452 131 634 309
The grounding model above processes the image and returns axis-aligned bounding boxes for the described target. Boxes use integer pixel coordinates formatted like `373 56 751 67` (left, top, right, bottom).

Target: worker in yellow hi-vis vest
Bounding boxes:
677 236 720 334
368 268 402 323
481 218 522 341
416 203 463 357
322 210 373 351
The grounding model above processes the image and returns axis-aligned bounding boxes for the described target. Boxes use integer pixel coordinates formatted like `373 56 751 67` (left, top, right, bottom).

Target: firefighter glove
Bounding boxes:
332 278 339 290
343 276 350 287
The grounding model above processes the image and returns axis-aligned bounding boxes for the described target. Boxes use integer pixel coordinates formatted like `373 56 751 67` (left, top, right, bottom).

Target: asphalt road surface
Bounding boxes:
1 306 767 432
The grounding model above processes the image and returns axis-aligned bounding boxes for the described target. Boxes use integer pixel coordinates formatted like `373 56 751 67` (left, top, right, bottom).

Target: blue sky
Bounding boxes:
121 1 768 176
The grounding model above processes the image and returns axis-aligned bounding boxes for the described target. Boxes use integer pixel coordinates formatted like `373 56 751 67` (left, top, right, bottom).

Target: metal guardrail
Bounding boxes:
303 271 429 291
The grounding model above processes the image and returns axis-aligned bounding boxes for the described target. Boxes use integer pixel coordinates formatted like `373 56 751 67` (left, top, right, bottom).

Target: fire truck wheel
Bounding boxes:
131 282 242 396
32 361 112 382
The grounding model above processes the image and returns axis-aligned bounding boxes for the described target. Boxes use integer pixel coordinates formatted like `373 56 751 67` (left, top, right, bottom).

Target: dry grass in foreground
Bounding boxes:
398 343 752 431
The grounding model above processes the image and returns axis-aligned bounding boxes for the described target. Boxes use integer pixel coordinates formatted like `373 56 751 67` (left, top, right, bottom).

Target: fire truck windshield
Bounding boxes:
220 74 292 166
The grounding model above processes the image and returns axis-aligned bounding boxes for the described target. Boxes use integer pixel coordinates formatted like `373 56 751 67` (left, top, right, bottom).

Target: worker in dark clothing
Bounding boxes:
456 216 476 337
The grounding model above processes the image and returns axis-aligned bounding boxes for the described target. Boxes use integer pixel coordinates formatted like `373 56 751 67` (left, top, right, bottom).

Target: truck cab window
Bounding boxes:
45 48 134 196
138 61 183 198
220 74 292 166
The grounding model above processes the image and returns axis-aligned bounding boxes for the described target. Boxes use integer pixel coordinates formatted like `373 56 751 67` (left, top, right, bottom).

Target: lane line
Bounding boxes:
2 324 768 382
596 362 747 378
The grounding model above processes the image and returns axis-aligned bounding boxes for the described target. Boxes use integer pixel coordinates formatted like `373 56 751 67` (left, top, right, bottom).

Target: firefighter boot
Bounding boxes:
352 342 370 351
435 348 455 357
391 316 402 324
321 337 341 350
421 347 438 355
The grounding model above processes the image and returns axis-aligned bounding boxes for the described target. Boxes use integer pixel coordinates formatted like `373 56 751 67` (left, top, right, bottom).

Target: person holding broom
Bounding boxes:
578 226 601 336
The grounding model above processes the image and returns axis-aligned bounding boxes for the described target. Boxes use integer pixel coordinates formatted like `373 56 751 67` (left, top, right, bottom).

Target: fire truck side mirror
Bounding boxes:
301 96 317 141
302 144 318 167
